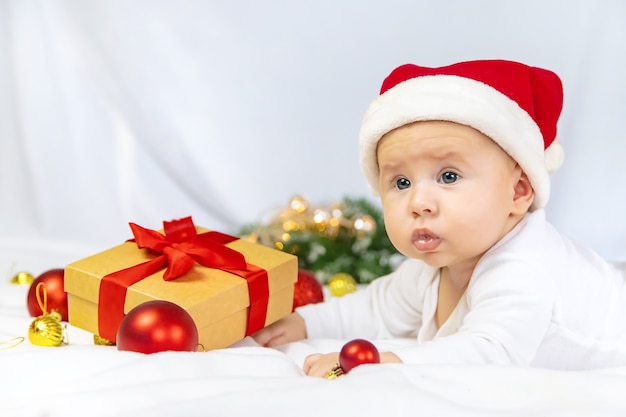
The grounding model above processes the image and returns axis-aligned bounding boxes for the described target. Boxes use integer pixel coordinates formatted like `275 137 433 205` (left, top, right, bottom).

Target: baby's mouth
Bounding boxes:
412 229 441 252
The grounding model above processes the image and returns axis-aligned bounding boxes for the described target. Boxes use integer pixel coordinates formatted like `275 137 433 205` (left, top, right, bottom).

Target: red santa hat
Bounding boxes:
358 59 564 209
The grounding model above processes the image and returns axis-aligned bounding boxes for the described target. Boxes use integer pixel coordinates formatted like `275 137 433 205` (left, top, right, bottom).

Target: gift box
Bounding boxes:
64 217 298 351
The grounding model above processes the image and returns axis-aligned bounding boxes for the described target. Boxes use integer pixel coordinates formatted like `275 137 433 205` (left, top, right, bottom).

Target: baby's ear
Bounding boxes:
512 168 534 214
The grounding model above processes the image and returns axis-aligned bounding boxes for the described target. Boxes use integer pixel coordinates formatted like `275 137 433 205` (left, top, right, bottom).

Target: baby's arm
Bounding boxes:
251 312 307 347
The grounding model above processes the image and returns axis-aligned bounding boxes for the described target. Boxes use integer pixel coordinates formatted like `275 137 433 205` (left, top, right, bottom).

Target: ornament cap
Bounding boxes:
10 271 34 286
326 363 345 379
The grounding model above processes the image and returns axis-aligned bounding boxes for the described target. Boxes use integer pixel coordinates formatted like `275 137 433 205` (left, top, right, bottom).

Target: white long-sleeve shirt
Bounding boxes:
297 209 626 370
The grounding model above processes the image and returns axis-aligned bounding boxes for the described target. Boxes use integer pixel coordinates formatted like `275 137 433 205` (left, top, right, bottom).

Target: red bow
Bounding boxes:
97 217 269 343
128 217 247 281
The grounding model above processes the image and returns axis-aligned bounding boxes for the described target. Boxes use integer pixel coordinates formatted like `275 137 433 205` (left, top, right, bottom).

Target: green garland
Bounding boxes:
239 196 402 284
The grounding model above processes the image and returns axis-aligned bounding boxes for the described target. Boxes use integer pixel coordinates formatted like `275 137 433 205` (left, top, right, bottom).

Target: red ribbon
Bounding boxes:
97 217 270 342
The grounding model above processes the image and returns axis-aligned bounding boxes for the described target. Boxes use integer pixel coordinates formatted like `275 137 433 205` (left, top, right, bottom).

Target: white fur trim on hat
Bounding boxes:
544 139 564 173
359 75 551 209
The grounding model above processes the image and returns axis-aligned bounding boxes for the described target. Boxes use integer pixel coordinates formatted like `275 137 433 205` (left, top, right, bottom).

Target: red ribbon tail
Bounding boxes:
225 264 270 336
98 256 167 342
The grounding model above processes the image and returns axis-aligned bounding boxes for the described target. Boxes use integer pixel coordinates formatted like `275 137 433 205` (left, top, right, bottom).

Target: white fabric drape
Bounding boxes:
0 0 624 262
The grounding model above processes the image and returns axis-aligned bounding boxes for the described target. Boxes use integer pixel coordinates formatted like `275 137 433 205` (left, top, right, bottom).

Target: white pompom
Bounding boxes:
545 139 564 173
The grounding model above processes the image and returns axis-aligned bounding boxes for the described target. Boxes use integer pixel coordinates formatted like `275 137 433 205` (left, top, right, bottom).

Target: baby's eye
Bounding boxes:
395 177 411 190
439 171 460 184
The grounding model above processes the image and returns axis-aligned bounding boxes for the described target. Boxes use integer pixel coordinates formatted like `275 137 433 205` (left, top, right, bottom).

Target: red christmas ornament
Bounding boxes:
26 268 68 321
292 269 324 311
116 300 199 354
339 339 380 373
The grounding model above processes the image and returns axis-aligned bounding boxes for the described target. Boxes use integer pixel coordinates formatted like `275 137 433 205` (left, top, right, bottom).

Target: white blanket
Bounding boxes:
1 2 625 414
2 246 626 417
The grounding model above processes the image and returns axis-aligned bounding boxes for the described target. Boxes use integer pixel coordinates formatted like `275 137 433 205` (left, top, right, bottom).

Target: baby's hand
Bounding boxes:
251 312 306 347
304 350 402 377
303 352 341 378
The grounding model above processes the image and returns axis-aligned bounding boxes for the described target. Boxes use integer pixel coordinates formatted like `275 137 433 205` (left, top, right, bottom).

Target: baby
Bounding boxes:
253 59 626 377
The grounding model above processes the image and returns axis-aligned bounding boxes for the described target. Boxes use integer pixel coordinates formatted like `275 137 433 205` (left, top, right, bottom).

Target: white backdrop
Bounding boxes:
0 0 624 266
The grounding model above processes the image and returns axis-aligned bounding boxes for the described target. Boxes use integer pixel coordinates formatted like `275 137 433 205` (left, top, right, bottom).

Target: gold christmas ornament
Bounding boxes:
328 273 357 297
28 315 66 347
93 334 115 346
10 271 35 286
27 283 68 347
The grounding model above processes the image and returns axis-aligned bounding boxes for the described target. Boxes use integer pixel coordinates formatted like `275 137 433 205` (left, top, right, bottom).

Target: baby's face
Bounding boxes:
376 120 523 271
